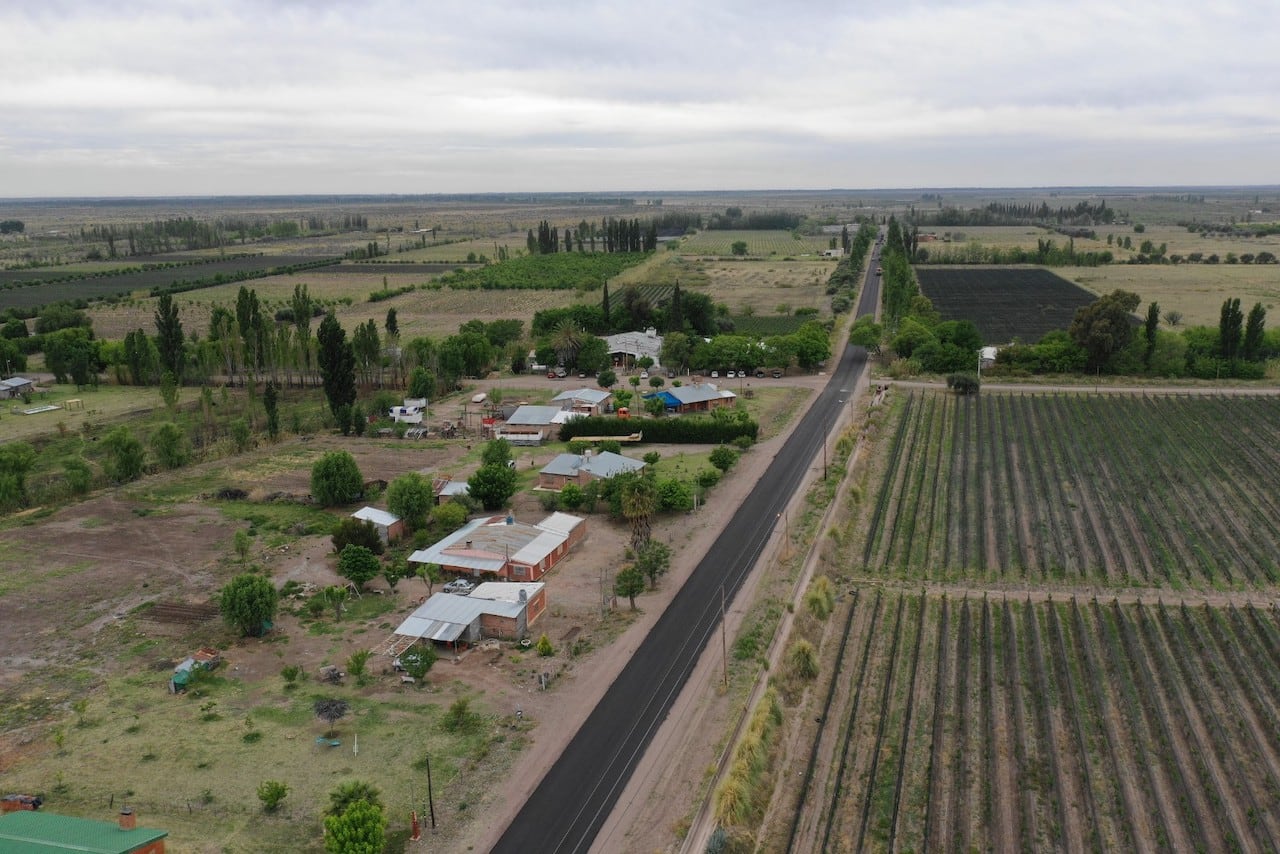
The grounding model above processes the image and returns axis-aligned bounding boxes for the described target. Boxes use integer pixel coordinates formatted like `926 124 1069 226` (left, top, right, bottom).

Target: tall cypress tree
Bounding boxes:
317 312 357 418
154 293 185 382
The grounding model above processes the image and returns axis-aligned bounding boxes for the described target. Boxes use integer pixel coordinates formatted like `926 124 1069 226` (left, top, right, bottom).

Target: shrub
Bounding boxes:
257 780 289 813
559 483 584 510
946 372 980 395
536 634 554 657
441 697 483 733
788 639 819 680
400 645 436 680
805 576 835 620
311 451 363 506
709 446 738 473
331 517 384 555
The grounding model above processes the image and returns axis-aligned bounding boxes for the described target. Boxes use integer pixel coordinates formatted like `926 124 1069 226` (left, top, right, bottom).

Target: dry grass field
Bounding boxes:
701 260 834 317
677 229 836 257
1070 264 1280 327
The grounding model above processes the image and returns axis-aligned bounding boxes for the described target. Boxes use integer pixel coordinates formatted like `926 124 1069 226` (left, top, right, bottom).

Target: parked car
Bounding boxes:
443 579 474 595
755 369 766 378
772 369 783 378
555 366 567 378
710 370 719 378
639 371 649 379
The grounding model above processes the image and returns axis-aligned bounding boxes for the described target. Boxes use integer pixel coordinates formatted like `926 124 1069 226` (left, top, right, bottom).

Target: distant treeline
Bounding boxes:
910 200 1120 227
705 207 803 230
82 214 371 257
526 218 658 254
917 239 1114 267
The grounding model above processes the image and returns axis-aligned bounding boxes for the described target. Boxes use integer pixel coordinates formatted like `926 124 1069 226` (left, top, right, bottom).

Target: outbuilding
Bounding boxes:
538 450 645 491
350 506 405 544
0 809 167 854
408 512 586 582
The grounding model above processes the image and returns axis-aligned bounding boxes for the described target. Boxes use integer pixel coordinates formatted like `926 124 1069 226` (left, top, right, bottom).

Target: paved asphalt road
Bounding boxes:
493 241 884 854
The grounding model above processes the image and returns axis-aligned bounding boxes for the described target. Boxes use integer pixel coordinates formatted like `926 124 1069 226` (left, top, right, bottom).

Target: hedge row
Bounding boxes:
559 414 758 444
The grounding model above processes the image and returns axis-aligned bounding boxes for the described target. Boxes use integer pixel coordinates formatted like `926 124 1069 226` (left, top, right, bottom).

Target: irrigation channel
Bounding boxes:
492 241 884 853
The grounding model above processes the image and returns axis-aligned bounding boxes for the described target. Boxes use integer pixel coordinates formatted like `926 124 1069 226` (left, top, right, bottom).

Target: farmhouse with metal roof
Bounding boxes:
407 512 586 581
0 809 167 854
538 450 646 491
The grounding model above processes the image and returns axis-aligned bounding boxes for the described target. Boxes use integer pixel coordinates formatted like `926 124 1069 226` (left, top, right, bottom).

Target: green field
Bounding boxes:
789 589 1280 852
860 391 1280 588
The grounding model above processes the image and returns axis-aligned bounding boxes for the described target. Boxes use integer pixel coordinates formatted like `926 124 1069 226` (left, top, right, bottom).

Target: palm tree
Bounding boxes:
551 320 584 369
619 475 657 552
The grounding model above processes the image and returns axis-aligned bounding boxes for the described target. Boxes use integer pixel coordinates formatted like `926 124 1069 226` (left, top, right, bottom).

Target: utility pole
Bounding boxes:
425 755 436 830
720 585 728 687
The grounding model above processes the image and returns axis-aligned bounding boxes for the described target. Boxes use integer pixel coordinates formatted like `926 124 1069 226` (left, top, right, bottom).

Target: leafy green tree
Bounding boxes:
1 318 27 339
614 566 646 609
384 307 398 337
417 562 443 595
408 366 435 400
150 422 190 469
400 645 437 679
257 780 289 813
1069 289 1141 371
331 517 384 555
429 501 467 532
153 292 185 381
387 472 433 532
44 327 101 386
338 544 380 590
317 312 357 419
656 478 692 512
311 451 363 506
468 464 518 511
263 381 280 439
597 368 617 389
219 573 278 637
315 699 351 738
441 697 483 733
322 585 348 621
481 438 513 468
123 328 158 385
102 426 145 483
0 442 37 510
709 446 738 473
644 395 666 418
946 373 980 395
575 336 608 373
634 539 671 588
159 371 180 413
730 241 748 256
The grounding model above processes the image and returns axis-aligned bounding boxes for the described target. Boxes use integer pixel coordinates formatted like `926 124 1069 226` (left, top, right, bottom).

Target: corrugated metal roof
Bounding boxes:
551 388 611 405
580 452 645 478
512 530 566 564
539 512 585 535
0 811 167 853
393 592 527 641
470 581 545 603
352 506 400 527
507 405 564 425
669 383 735 405
540 453 582 477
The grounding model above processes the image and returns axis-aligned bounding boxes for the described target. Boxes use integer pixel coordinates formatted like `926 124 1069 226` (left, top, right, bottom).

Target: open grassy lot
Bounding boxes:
0 383 166 443
701 260 833 318
1070 263 1280 327
678 229 834 257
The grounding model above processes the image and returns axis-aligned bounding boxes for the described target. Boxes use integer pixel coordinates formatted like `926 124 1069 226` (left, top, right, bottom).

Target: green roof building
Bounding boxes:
0 810 167 853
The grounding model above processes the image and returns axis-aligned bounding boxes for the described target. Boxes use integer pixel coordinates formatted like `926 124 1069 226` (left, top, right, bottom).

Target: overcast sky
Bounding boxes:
1 0 1275 197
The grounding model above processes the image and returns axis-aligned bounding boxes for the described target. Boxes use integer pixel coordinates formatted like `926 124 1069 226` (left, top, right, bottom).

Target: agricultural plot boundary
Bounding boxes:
861 391 1280 589
0 255 339 312
789 590 1280 852
915 266 1097 344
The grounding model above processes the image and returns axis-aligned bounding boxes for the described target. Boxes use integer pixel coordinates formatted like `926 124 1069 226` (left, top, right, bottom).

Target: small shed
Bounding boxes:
351 506 405 544
0 810 167 853
0 377 34 400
